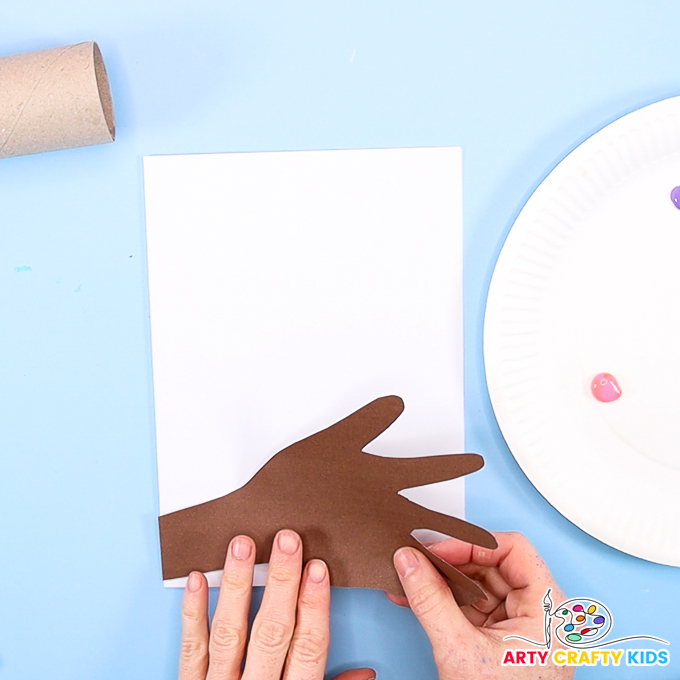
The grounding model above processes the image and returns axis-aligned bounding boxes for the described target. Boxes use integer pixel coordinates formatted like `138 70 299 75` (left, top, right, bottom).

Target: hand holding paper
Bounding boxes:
159 396 496 604
393 532 573 680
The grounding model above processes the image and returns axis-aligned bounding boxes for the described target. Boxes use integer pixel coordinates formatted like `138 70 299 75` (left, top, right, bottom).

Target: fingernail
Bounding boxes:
277 530 300 555
187 571 202 592
231 536 252 561
394 548 420 578
306 559 327 583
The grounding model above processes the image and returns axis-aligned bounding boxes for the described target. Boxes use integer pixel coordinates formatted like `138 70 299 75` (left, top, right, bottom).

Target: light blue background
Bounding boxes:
1 1 678 678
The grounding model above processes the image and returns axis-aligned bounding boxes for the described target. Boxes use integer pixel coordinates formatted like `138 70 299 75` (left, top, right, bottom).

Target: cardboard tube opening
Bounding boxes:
93 42 115 141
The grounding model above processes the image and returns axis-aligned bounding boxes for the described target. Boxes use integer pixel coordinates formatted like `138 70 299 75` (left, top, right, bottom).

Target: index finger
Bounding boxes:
282 559 331 680
430 532 556 594
242 530 303 680
206 536 256 680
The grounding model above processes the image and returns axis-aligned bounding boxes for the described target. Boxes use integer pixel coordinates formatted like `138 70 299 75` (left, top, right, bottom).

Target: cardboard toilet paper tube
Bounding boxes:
0 41 115 159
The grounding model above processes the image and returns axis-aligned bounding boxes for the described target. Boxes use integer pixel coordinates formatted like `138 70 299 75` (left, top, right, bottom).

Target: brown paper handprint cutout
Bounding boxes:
158 396 497 605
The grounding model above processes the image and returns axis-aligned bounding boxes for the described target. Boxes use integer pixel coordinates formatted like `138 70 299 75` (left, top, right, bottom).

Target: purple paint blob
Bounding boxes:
671 186 680 208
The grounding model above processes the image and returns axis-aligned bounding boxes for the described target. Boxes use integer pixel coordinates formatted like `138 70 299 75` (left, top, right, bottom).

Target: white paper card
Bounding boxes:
143 147 466 587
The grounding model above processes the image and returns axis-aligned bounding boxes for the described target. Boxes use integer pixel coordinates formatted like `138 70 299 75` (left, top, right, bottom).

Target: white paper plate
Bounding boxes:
484 96 680 566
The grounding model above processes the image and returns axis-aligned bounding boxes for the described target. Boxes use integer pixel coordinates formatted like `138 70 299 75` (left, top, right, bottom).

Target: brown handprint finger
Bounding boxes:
316 395 404 450
370 453 485 491
403 499 498 550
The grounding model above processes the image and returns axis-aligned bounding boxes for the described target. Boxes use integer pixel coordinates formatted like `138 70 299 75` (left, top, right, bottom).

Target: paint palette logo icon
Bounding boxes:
503 588 668 650
552 598 612 647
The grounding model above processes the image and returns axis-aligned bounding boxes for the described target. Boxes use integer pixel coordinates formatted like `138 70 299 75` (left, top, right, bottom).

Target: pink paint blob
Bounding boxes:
591 373 622 402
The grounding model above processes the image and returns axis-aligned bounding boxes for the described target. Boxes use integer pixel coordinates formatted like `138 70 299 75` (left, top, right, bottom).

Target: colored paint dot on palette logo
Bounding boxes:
671 186 680 208
552 598 613 647
591 373 622 402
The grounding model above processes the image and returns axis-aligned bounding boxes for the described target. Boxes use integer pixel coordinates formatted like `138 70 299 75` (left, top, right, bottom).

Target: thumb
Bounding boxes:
393 547 477 653
330 669 376 680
